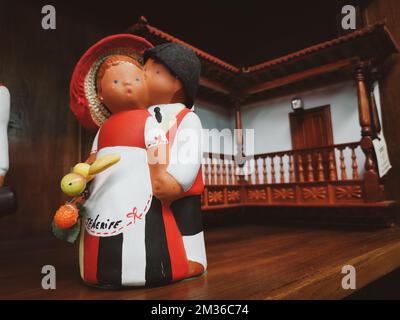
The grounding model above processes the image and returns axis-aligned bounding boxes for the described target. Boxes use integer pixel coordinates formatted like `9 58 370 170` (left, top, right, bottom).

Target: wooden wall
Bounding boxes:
0 3 107 240
364 0 400 201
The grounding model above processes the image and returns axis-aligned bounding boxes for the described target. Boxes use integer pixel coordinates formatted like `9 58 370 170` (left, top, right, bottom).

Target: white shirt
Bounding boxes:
148 103 203 192
0 85 10 177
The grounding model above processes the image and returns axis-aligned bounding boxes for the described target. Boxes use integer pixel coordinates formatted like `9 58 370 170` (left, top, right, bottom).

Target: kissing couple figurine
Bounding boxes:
54 34 207 288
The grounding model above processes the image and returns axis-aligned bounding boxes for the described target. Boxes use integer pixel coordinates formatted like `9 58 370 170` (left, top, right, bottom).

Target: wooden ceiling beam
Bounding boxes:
242 58 359 95
199 76 231 95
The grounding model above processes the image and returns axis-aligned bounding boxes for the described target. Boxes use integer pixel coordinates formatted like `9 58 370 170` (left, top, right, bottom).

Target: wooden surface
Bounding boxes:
1 224 400 300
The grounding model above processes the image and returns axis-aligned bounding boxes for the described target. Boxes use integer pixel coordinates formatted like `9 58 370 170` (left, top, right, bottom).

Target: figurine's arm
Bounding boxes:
84 153 97 165
145 115 184 202
0 85 10 187
84 129 100 164
147 143 184 202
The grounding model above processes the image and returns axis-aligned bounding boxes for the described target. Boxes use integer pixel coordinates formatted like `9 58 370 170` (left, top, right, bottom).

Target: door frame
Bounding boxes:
288 105 336 182
289 105 334 150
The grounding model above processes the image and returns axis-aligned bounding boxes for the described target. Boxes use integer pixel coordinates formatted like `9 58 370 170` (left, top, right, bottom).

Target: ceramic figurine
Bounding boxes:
0 83 10 188
0 83 17 216
53 35 207 288
54 34 175 288
144 43 207 283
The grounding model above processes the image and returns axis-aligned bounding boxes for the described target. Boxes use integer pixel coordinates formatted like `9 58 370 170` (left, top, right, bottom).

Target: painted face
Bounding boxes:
98 61 148 113
144 58 184 106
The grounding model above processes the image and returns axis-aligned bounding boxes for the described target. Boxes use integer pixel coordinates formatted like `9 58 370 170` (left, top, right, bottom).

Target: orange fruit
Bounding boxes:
53 203 79 229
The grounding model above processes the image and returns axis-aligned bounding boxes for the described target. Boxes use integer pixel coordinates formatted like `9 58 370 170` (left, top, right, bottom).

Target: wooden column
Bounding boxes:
235 101 243 152
234 98 245 184
370 84 382 137
355 63 383 202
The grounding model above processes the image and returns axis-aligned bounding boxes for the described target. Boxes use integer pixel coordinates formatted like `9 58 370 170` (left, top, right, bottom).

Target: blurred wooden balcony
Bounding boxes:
201 141 395 210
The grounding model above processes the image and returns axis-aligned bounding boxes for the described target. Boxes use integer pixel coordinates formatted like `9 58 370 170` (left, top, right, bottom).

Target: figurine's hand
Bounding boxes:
151 171 184 202
0 175 4 187
84 152 97 165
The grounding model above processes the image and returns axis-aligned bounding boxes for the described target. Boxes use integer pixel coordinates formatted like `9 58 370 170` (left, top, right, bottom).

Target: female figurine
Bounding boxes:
69 34 169 287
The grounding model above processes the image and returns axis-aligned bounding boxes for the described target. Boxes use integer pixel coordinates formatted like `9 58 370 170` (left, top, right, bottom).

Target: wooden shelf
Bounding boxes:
244 200 400 208
1 224 400 299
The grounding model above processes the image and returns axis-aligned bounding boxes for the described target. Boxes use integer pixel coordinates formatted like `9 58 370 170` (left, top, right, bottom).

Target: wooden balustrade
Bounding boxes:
202 141 362 187
203 153 237 186
201 141 389 209
289 155 295 183
270 156 276 184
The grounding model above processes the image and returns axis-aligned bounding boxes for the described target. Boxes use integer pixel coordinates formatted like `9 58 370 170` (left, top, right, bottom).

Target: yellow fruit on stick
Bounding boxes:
72 163 91 178
89 153 121 175
61 173 86 197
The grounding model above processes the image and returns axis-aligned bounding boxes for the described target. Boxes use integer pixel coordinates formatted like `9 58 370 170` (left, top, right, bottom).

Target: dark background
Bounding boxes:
21 0 369 66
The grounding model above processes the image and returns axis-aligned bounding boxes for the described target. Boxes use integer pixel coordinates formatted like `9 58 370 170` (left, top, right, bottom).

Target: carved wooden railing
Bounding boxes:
201 141 380 209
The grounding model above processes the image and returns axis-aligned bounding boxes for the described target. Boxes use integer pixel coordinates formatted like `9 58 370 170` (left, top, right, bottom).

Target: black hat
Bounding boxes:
144 42 201 108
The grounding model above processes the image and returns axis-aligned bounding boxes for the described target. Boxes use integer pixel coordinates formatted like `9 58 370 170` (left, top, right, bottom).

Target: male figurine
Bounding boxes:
144 43 207 284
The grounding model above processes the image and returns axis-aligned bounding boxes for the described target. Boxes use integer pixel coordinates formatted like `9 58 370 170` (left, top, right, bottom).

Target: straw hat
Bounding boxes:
70 34 153 130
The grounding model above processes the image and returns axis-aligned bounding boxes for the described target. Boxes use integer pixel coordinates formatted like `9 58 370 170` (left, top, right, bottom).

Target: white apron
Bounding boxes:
79 109 167 286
